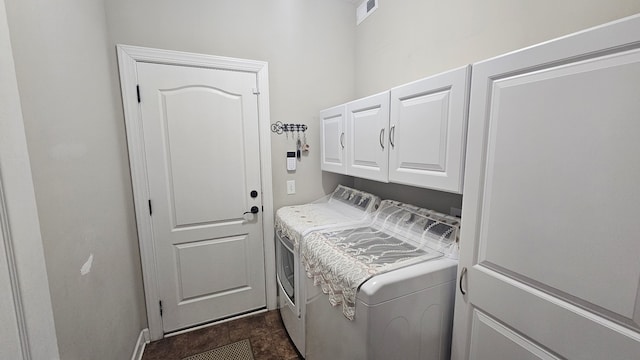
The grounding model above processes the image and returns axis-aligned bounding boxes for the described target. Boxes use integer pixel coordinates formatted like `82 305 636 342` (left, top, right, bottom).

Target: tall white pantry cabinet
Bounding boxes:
319 14 640 360
320 65 471 194
451 14 640 360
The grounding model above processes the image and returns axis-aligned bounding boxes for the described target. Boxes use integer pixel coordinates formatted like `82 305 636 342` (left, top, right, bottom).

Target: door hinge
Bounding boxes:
252 88 260 95
159 300 163 317
136 85 141 103
148 199 152 216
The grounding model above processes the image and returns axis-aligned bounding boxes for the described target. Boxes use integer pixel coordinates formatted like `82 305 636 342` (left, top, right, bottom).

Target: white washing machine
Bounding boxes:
302 200 461 360
275 185 380 356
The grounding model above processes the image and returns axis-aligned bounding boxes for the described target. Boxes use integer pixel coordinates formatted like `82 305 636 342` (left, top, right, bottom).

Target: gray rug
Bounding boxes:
182 339 254 360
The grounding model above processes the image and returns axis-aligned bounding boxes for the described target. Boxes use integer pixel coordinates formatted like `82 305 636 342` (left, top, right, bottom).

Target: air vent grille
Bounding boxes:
367 0 376 12
356 0 378 25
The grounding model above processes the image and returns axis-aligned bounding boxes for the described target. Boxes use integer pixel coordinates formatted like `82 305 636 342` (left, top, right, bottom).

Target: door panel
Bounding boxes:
137 62 265 333
162 86 247 226
469 310 559 360
478 51 640 326
320 105 347 174
469 267 640 359
452 15 640 360
175 235 249 301
394 90 449 171
389 66 470 193
346 92 390 182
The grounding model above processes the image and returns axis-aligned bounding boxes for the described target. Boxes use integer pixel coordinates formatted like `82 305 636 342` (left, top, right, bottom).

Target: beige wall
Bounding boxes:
105 0 357 210
4 0 146 359
5 0 640 358
6 0 356 358
352 0 640 212
0 0 59 357
355 0 640 96
354 178 463 215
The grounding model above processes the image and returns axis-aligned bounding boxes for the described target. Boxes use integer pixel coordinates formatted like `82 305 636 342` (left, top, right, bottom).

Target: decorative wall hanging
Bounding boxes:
271 121 307 135
271 121 309 159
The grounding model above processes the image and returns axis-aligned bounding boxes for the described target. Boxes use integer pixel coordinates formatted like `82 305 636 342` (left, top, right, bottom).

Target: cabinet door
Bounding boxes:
389 65 470 193
346 92 390 182
320 105 347 174
451 15 640 360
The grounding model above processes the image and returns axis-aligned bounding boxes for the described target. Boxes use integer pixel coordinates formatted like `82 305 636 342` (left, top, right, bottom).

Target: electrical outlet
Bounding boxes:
287 180 296 195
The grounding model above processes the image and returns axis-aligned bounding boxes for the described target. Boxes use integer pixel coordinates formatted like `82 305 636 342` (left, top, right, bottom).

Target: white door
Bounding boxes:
346 91 390 182
451 15 640 360
320 105 347 174
136 62 266 333
388 65 470 193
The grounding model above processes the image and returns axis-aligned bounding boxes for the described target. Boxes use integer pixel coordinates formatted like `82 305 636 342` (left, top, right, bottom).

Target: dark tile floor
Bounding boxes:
142 310 302 360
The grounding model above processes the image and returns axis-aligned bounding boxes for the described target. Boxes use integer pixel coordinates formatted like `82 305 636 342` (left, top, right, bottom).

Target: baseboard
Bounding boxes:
131 328 150 360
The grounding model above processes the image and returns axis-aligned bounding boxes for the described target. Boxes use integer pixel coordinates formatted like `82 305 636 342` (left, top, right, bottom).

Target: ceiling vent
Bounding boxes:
356 0 378 25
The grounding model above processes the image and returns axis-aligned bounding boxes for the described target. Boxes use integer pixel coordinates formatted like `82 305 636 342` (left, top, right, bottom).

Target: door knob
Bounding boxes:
243 206 260 215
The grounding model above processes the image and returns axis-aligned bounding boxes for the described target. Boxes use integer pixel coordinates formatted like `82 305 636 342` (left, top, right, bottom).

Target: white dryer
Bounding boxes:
275 185 380 355
302 200 461 360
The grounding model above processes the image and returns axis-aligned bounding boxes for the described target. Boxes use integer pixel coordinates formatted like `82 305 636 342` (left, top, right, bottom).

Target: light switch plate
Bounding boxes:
287 180 296 195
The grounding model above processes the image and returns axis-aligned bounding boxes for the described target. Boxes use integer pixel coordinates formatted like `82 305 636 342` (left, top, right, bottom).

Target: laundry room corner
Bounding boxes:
4 0 640 359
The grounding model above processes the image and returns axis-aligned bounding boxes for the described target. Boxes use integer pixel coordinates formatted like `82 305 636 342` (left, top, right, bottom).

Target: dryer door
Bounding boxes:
276 231 299 316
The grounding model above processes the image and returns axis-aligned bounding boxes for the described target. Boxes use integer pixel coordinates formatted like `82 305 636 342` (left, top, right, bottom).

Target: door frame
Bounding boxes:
116 44 275 341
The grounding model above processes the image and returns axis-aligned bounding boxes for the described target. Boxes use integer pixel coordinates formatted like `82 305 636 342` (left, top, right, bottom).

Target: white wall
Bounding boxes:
105 0 357 211
4 0 147 359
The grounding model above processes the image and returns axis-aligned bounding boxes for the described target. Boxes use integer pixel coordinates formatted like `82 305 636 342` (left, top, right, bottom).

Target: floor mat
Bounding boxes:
182 339 254 360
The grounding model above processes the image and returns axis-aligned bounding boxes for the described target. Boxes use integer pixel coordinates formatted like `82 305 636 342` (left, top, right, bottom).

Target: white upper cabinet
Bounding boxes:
320 67 471 193
389 65 471 193
320 105 347 174
346 91 390 182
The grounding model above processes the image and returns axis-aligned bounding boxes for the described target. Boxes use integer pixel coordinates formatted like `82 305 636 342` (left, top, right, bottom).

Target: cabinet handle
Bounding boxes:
379 128 385 149
340 132 345 149
389 125 396 148
459 267 467 295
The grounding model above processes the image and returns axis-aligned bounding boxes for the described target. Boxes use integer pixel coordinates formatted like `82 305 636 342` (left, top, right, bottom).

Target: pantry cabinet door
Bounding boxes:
451 15 640 360
320 105 347 174
345 92 390 182
389 66 470 193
